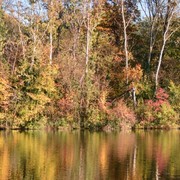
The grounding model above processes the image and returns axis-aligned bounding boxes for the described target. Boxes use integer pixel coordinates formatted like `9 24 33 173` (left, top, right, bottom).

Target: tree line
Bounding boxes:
0 0 179 130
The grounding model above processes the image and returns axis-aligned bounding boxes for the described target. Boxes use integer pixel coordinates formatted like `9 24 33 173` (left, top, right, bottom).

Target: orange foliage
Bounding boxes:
114 51 124 62
123 64 143 82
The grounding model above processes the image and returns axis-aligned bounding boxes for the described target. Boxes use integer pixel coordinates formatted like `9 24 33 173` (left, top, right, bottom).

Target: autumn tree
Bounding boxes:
0 9 11 126
155 0 179 91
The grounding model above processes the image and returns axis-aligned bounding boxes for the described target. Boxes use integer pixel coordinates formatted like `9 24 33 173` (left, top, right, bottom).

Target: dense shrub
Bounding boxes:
137 88 179 128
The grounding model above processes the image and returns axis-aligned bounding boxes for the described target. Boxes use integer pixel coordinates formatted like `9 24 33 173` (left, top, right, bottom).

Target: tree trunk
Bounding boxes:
155 0 175 91
132 87 137 109
155 38 166 91
80 1 91 129
121 0 129 84
31 31 36 69
147 20 156 73
85 11 90 75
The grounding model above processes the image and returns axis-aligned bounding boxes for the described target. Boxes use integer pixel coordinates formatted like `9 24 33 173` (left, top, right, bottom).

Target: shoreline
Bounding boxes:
0 125 179 132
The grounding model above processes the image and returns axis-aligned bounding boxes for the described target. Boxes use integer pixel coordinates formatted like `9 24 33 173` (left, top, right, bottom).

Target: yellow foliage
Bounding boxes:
27 92 51 104
0 72 11 118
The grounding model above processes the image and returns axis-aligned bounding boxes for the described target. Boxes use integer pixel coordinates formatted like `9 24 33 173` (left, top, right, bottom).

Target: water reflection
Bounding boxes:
0 130 180 179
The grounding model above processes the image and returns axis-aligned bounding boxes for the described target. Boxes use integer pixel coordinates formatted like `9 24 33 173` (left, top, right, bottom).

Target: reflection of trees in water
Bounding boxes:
136 131 180 179
79 131 86 180
0 131 180 179
104 132 138 180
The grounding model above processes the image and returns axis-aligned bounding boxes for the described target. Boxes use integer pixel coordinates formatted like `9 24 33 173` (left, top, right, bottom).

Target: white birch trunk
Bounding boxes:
155 37 167 90
121 0 129 84
85 11 90 75
155 1 176 90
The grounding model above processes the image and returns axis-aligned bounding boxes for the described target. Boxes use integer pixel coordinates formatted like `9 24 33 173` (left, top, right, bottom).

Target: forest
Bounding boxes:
0 0 179 130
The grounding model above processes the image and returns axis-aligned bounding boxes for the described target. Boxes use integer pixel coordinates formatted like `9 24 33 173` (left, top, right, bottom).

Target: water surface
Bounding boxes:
0 130 180 179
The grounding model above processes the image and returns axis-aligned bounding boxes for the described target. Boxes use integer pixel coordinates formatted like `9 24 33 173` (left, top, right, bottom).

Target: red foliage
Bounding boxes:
110 100 136 124
155 88 169 101
155 147 169 174
146 88 170 112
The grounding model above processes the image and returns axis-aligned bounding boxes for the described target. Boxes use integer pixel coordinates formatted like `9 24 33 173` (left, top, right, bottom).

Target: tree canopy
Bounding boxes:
0 0 179 130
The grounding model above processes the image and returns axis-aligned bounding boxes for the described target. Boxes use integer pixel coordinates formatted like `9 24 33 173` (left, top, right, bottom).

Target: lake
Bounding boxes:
0 130 180 179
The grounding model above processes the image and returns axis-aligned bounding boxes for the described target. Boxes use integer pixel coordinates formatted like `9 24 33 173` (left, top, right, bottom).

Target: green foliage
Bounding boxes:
156 104 178 126
135 78 154 99
169 81 180 113
0 1 179 130
0 62 11 125
136 88 179 128
11 60 58 128
0 10 7 56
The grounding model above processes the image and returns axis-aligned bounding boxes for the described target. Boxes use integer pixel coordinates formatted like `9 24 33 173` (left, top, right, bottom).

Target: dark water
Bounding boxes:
0 130 180 180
